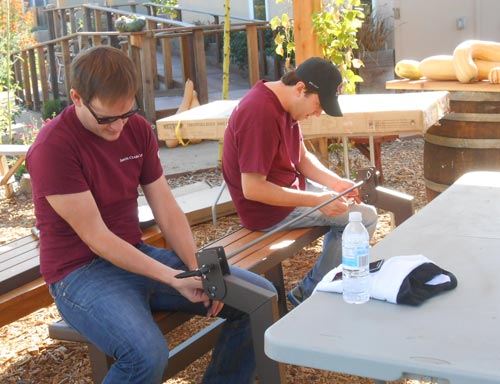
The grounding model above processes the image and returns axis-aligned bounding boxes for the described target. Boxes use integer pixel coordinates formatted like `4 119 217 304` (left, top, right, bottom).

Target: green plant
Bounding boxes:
270 13 295 71
312 0 365 94
41 99 64 120
0 0 35 142
271 0 366 94
229 29 277 71
357 4 390 53
151 0 178 19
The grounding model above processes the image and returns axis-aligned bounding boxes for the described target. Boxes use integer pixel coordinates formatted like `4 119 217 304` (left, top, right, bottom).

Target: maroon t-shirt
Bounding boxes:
26 105 163 284
222 80 305 230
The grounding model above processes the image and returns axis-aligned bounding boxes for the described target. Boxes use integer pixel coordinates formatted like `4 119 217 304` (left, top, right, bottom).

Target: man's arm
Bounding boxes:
142 175 224 317
241 142 359 216
297 142 361 201
45 191 207 304
141 176 198 271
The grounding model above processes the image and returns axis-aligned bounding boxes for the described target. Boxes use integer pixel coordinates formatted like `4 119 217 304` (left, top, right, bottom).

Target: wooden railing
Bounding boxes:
12 3 275 129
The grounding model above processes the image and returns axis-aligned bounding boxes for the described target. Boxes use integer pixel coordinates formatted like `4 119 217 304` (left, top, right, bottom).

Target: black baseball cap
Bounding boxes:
295 57 343 117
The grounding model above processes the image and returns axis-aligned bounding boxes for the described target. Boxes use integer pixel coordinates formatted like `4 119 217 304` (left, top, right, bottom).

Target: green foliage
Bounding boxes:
0 0 35 141
151 0 179 19
270 13 295 70
41 99 64 120
271 0 366 95
312 0 365 94
229 29 276 71
229 32 248 71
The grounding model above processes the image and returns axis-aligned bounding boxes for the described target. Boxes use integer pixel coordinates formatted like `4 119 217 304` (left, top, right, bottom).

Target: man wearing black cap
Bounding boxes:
222 57 378 306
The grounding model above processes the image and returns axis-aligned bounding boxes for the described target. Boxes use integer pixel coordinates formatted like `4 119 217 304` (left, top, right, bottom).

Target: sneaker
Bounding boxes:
287 285 305 307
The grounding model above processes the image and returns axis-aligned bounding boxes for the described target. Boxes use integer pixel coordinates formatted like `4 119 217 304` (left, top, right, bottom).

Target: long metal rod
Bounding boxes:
226 180 364 258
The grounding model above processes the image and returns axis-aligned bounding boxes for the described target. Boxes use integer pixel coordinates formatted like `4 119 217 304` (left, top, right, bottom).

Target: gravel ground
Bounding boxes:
0 136 430 384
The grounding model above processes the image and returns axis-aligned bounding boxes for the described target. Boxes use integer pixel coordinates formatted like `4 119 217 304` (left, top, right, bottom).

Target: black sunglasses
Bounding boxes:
85 97 140 125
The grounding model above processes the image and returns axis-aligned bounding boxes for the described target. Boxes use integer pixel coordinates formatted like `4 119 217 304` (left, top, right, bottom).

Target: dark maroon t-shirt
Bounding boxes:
222 80 305 230
26 105 163 284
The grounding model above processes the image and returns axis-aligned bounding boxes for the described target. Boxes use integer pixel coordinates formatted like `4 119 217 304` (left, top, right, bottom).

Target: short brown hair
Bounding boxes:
281 70 318 96
70 46 139 104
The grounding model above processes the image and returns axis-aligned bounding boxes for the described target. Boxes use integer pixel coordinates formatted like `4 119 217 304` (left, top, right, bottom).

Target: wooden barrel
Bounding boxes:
424 91 500 201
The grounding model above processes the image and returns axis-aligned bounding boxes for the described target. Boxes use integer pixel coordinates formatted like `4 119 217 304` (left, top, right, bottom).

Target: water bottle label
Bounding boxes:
342 245 369 268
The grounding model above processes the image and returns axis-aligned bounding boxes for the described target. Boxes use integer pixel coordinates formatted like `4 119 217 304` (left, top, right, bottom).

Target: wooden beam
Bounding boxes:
246 24 260 87
292 0 323 65
192 29 208 104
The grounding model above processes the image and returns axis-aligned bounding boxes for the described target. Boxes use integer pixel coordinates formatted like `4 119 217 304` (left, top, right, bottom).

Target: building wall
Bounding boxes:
393 0 500 62
178 0 289 23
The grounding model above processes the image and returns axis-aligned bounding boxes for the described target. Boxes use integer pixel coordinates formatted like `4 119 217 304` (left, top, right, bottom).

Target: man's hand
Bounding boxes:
172 274 209 303
333 178 362 204
207 300 224 317
172 272 225 317
317 192 350 216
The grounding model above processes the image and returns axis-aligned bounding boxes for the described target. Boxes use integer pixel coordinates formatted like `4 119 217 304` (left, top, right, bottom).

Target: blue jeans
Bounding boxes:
263 182 378 298
48 243 276 384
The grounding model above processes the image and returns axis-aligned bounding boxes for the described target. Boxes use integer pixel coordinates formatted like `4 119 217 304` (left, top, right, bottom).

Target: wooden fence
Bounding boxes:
13 3 276 126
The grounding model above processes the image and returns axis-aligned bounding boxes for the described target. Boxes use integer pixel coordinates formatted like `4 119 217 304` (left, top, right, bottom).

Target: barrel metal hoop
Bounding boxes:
442 113 500 122
425 133 500 149
424 177 449 193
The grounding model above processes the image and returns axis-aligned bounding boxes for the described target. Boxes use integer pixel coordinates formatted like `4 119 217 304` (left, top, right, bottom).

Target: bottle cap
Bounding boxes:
349 211 362 221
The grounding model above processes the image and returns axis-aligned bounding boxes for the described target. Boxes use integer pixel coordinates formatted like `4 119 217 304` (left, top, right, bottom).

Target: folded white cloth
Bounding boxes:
314 255 457 305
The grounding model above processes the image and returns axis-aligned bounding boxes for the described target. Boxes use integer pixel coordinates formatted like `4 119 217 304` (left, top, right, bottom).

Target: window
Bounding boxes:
253 0 266 21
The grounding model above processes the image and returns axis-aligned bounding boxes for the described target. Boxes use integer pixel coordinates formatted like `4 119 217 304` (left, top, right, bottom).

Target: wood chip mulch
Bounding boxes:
1 136 432 384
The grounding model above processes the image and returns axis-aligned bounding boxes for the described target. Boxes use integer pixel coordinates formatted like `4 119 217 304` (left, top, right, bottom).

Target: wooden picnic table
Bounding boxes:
0 144 30 198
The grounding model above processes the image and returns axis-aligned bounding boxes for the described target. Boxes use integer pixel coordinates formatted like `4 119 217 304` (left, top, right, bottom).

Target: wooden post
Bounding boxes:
293 0 329 166
36 46 50 104
28 49 40 111
160 33 174 89
132 32 156 125
147 19 159 90
292 0 323 65
192 29 208 105
179 34 192 82
47 44 59 99
61 40 72 98
246 24 260 87
21 51 33 109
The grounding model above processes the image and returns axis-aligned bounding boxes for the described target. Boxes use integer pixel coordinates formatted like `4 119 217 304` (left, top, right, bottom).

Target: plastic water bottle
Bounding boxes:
342 211 370 304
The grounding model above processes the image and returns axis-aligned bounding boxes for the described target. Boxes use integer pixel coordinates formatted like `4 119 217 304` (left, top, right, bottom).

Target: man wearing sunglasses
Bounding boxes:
26 45 274 383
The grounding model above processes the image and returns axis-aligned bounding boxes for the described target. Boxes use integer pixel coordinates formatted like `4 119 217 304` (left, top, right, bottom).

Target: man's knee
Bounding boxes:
112 332 169 382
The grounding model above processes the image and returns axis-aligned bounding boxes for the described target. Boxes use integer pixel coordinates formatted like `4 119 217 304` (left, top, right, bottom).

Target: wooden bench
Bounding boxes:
1 223 327 382
0 225 168 328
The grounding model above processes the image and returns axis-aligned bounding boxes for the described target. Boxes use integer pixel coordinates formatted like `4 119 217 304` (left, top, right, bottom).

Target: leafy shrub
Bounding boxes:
41 99 65 120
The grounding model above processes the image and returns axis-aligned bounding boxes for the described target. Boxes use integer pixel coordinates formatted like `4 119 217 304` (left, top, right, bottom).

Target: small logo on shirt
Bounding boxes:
120 153 143 163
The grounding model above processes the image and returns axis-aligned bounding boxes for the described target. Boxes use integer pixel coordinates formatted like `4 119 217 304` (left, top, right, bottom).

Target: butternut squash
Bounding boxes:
395 59 422 80
419 55 456 80
489 67 500 84
419 55 500 81
188 91 202 144
477 60 500 80
176 79 194 114
453 40 500 83
166 79 195 148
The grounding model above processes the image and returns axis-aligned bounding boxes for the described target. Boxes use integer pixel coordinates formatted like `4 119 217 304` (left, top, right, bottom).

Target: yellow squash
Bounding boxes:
395 59 422 80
